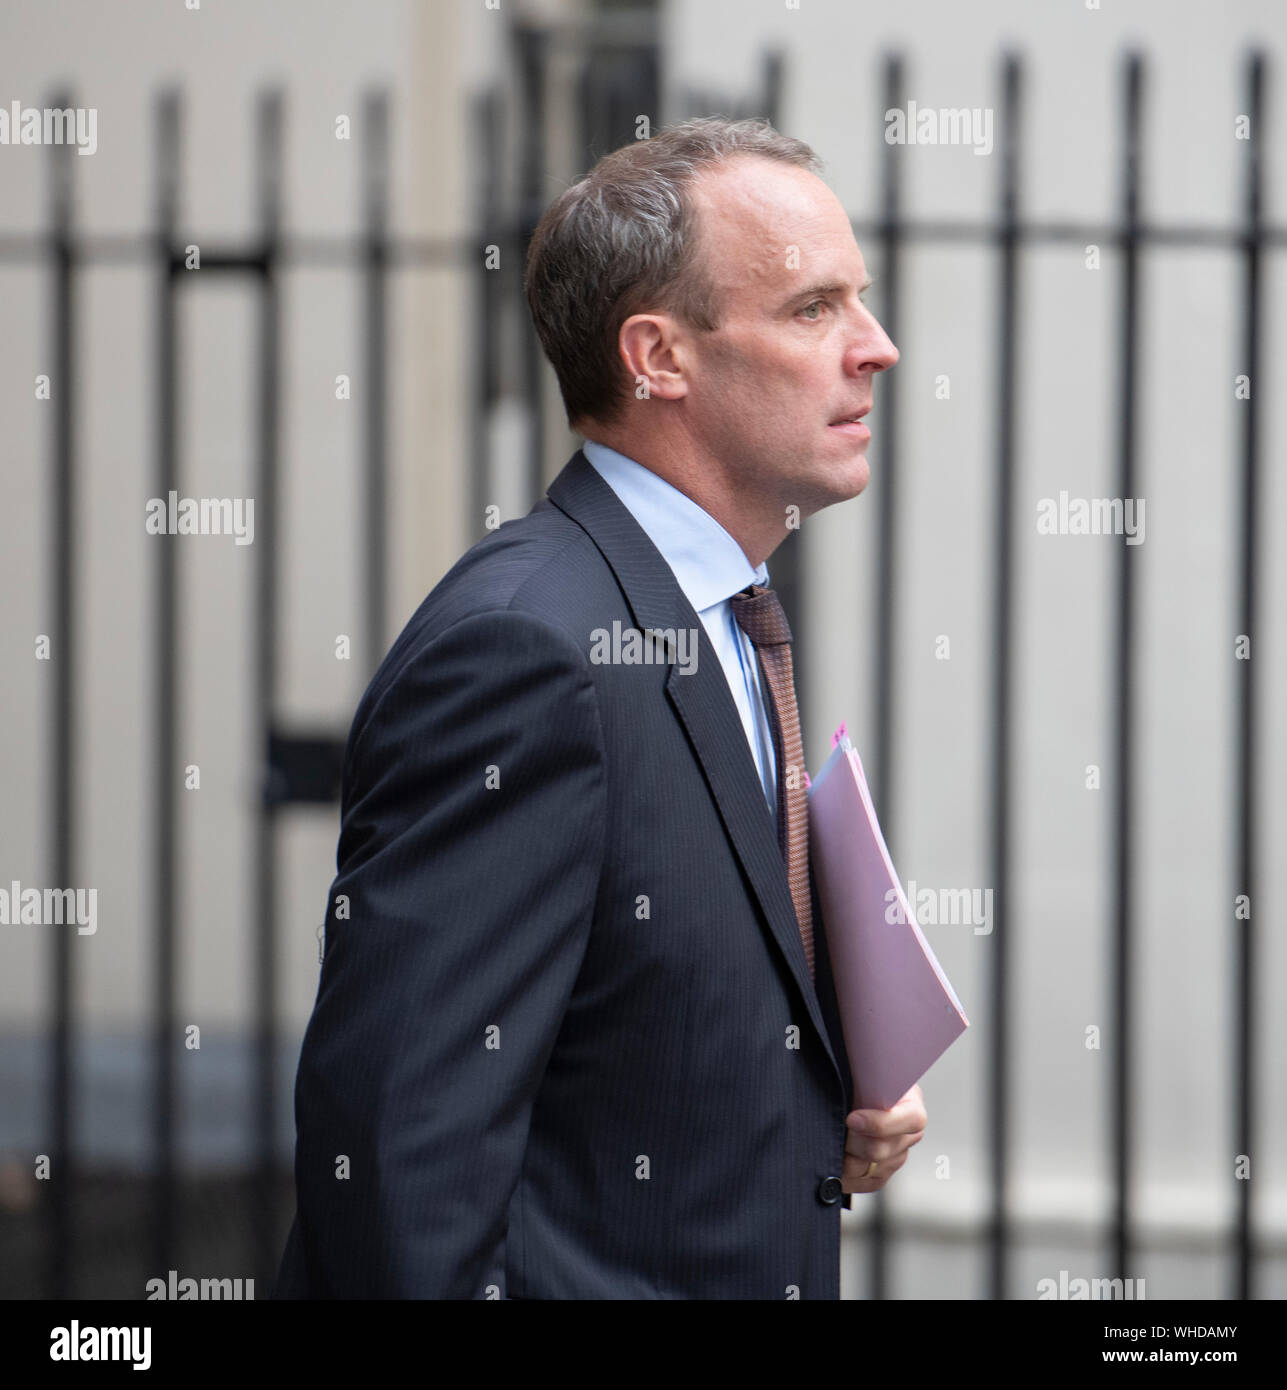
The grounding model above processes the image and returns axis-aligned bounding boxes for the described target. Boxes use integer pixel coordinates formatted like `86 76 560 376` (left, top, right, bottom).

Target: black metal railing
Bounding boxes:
0 43 1273 1300
855 50 1272 1303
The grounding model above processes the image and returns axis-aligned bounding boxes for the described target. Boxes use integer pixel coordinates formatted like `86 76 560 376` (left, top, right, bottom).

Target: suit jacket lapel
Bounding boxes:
546 449 844 1088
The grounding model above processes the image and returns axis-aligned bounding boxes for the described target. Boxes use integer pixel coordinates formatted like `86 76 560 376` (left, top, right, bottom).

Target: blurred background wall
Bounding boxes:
0 0 1283 1300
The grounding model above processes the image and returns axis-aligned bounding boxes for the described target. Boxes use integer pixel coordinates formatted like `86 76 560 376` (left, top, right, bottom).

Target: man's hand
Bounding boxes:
842 1084 927 1194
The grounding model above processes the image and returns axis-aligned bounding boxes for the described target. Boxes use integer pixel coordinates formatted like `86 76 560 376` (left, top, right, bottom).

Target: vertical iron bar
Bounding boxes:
45 85 77 1300
151 86 180 1283
252 89 284 1288
868 51 905 1302
1233 49 1264 1303
362 91 389 679
516 22 548 499
761 49 784 130
471 90 502 544
1110 52 1143 1286
987 53 1021 1302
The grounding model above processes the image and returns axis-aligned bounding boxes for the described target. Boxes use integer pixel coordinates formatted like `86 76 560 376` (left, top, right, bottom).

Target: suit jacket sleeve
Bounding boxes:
289 608 606 1296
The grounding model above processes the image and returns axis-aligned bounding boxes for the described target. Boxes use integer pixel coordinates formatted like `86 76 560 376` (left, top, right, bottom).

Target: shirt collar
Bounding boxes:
581 438 769 614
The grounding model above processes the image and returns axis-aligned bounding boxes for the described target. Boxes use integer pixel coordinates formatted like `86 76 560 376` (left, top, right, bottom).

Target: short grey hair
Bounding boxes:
523 116 823 430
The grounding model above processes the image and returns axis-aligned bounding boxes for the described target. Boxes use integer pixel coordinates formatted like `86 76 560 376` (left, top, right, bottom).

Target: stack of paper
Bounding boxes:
808 724 969 1111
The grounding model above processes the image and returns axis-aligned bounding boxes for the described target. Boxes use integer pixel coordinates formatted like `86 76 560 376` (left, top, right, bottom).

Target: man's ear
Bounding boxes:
618 313 688 405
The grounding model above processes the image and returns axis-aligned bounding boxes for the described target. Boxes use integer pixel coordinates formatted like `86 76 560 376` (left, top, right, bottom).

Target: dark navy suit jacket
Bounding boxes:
272 447 856 1299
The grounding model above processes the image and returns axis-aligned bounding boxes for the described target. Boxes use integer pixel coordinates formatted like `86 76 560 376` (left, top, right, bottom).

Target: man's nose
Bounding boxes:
847 317 898 373
866 312 899 370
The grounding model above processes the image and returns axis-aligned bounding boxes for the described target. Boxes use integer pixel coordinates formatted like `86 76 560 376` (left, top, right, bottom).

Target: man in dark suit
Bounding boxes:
274 116 926 1299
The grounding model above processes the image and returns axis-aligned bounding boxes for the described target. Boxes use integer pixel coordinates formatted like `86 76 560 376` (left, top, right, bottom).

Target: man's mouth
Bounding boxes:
828 408 871 433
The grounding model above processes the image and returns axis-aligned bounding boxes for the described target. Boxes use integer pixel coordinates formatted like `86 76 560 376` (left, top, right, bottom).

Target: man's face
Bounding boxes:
678 156 898 520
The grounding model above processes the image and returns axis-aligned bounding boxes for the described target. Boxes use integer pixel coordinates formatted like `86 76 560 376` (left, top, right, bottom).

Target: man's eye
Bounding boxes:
799 300 826 320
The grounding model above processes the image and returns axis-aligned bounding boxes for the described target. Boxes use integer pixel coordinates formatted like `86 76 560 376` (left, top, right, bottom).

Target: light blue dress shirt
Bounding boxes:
581 438 779 830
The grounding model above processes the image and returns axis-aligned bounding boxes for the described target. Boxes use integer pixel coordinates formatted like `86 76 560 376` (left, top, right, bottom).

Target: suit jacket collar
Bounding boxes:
579 437 769 613
547 448 844 1087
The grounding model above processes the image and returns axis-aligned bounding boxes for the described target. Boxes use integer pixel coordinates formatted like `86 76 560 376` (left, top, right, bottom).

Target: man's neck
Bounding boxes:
581 428 782 570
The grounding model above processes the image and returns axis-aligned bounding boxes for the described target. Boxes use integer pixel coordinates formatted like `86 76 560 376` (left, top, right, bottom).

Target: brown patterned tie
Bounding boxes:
730 583 815 984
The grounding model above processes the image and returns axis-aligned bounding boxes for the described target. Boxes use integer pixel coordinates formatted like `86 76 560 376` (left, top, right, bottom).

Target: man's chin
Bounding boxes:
793 456 869 520
831 452 870 501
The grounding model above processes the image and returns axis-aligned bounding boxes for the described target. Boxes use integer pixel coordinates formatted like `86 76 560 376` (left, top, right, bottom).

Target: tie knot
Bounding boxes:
730 583 792 648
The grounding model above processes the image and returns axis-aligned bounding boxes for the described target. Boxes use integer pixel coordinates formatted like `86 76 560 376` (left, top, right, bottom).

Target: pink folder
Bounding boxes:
807 723 969 1111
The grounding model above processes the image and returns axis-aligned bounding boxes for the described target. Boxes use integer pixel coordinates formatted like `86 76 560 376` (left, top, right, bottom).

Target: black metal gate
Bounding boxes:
0 30 1273 1300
